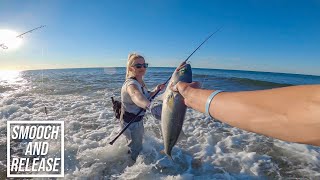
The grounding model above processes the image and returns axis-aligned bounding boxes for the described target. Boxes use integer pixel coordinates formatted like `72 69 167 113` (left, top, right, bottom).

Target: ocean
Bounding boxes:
1 67 320 179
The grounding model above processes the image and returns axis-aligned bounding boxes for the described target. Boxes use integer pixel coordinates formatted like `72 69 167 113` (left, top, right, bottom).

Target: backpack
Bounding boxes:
111 77 148 120
111 97 121 119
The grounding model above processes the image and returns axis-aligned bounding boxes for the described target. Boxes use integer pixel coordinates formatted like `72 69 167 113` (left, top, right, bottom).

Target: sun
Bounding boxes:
0 29 23 50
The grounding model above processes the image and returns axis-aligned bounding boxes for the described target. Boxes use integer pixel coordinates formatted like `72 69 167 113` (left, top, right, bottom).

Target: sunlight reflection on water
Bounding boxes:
0 70 22 84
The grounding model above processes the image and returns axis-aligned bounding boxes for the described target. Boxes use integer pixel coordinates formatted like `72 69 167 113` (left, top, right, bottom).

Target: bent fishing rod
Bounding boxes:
109 27 222 145
0 25 46 49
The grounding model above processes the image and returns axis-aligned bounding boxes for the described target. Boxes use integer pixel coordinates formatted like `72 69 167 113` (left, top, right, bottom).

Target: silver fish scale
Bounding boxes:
161 64 192 159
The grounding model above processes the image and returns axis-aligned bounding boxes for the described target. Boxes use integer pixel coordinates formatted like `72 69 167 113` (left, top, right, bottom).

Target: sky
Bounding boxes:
0 0 319 75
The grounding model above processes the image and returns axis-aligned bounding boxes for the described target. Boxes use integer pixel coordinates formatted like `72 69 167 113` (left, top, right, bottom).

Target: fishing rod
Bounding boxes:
0 25 46 49
162 27 222 85
16 25 46 38
109 27 223 145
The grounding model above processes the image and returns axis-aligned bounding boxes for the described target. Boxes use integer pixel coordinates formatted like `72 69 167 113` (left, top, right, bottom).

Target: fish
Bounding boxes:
161 63 192 159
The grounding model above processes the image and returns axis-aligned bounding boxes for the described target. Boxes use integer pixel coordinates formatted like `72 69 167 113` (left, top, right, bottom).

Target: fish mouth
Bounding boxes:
178 64 191 74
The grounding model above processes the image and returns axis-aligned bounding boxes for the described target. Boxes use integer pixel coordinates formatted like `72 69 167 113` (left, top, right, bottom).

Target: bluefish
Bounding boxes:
161 63 192 159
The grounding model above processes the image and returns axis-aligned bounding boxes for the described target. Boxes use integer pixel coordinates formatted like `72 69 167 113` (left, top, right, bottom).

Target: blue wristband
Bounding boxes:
205 90 224 117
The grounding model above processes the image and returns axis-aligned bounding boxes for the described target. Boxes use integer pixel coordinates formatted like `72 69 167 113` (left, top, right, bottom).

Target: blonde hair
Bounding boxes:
126 53 147 87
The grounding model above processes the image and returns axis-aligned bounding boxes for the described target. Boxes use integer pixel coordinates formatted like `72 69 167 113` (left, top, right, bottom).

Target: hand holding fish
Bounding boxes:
171 81 201 107
171 82 320 146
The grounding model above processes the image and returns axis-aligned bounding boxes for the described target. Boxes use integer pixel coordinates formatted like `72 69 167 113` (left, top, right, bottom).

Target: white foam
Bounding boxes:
0 104 20 119
1 73 320 179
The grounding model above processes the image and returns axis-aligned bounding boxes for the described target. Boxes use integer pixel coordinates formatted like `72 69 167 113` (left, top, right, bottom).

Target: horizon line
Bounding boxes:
4 66 318 77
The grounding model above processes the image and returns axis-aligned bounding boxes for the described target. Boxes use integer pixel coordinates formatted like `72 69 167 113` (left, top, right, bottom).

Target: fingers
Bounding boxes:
189 81 201 89
171 83 178 92
170 81 201 95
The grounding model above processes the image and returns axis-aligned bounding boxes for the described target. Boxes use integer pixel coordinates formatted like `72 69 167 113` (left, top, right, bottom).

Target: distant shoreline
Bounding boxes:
13 67 320 77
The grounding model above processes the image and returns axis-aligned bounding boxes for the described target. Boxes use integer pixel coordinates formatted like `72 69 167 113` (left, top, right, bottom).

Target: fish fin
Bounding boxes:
160 150 173 161
167 94 175 109
177 130 187 142
150 103 162 120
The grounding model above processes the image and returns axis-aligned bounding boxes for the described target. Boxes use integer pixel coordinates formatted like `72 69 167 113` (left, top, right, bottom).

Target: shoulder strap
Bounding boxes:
127 77 146 94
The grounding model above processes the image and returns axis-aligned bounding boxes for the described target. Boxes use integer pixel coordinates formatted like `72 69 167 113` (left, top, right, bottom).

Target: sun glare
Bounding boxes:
0 29 23 50
0 70 21 84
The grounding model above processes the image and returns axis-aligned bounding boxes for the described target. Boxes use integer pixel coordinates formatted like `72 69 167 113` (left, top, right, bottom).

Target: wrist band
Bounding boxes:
205 90 224 117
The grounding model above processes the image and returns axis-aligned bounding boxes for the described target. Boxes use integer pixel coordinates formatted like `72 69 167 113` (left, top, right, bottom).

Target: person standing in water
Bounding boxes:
120 53 165 161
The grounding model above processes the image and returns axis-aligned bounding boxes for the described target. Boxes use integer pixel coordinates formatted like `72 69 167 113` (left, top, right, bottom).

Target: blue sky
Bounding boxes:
0 0 319 75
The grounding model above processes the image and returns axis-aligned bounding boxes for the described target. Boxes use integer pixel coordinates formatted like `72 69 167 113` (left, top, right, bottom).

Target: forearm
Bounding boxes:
127 85 150 109
131 93 150 109
185 85 320 146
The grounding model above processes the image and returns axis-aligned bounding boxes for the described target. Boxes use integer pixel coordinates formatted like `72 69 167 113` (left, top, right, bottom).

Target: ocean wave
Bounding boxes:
193 74 292 88
1 68 319 179
227 77 292 88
